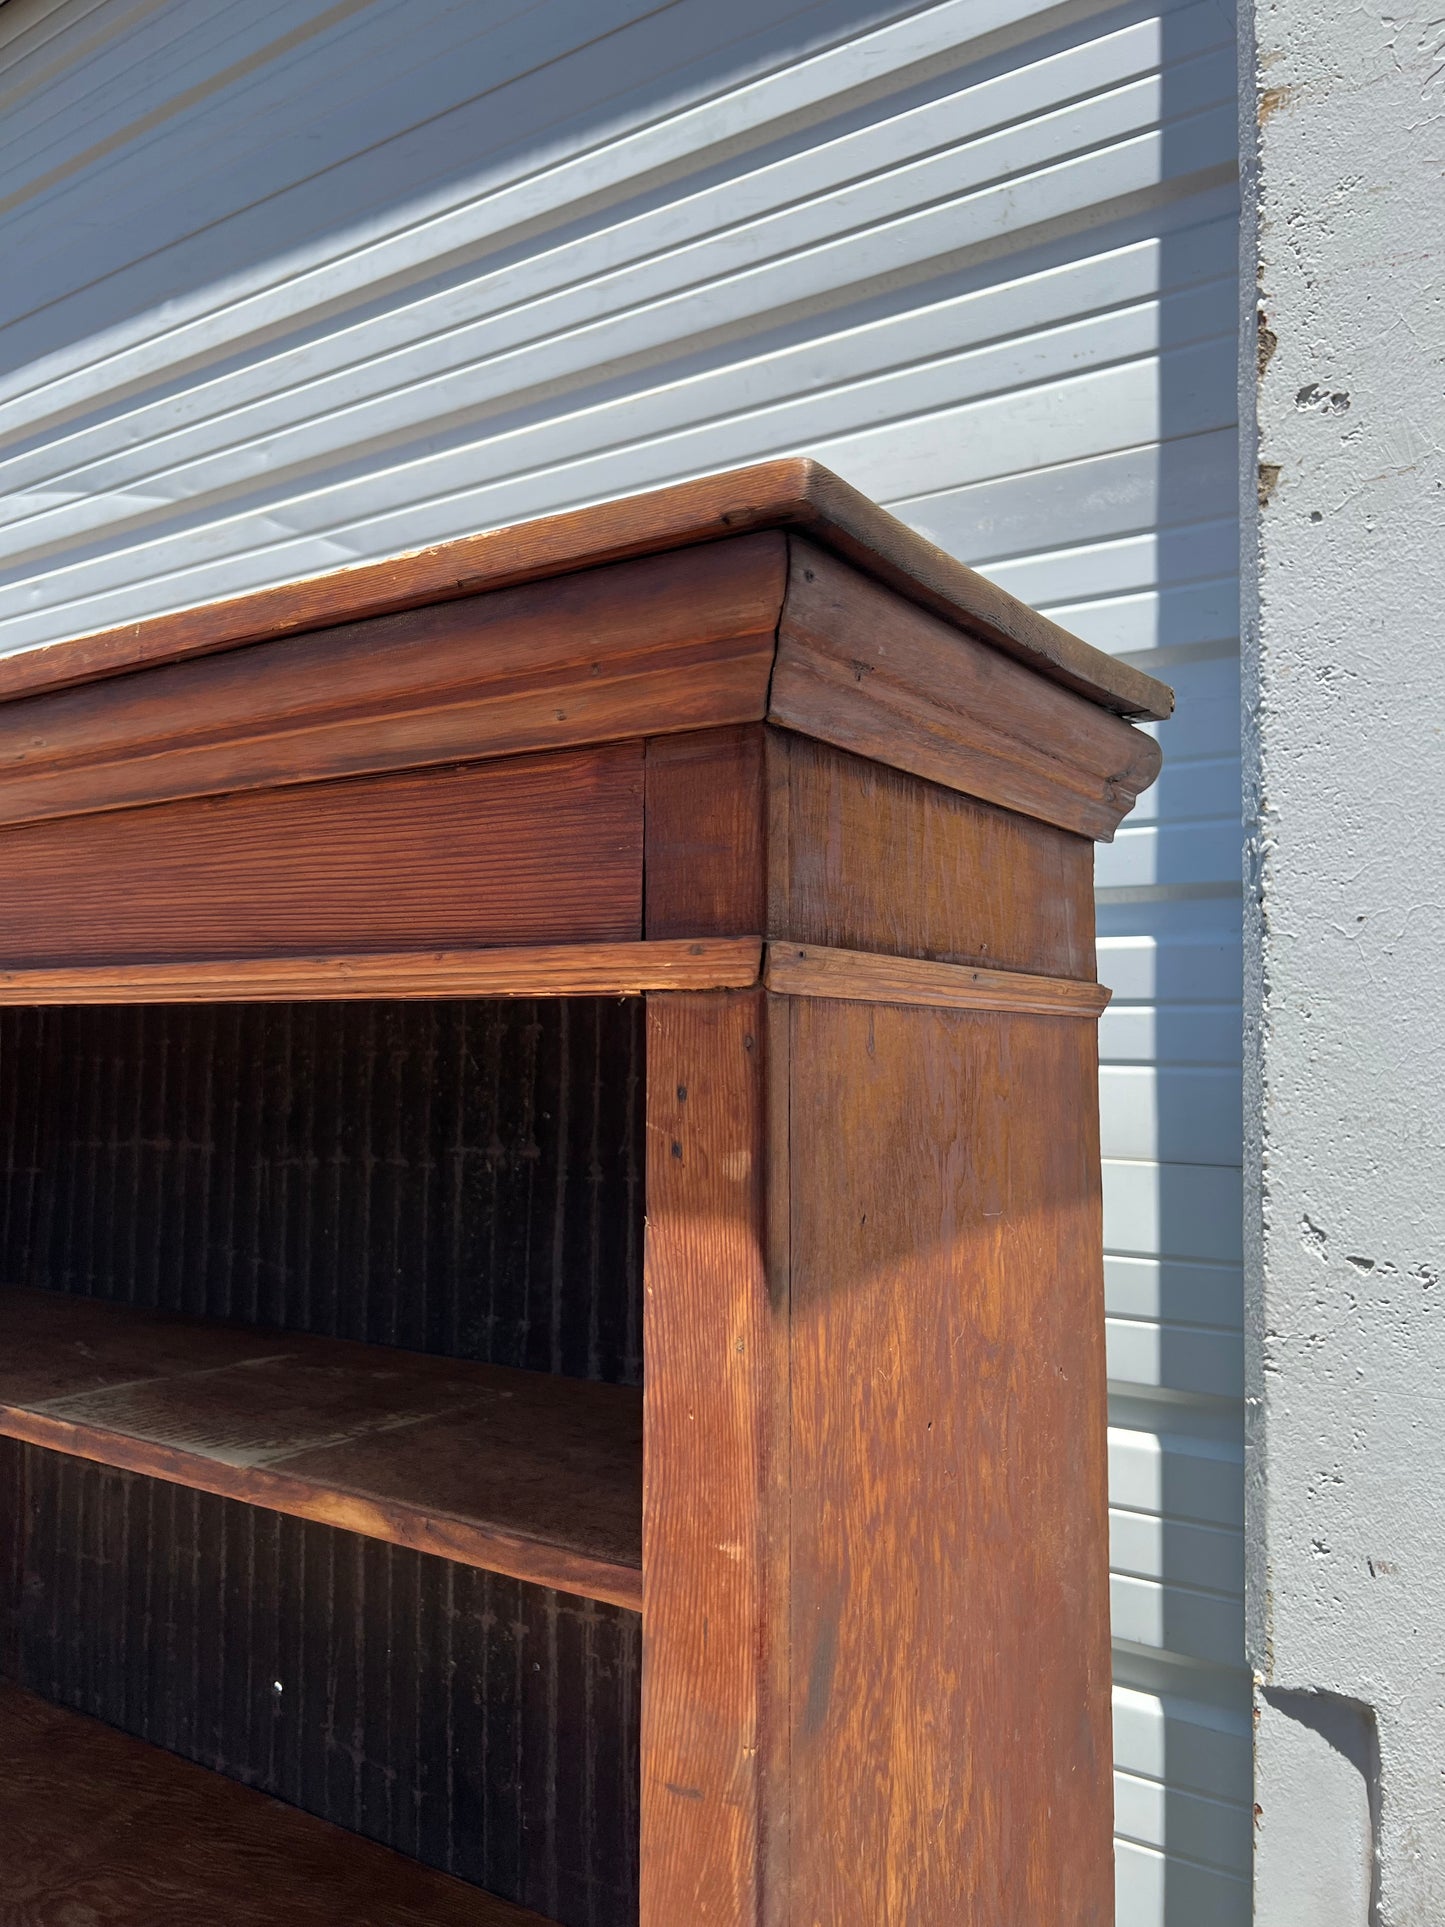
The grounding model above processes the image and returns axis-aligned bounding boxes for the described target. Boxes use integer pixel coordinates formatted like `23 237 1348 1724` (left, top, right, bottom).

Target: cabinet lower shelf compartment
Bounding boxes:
0 1679 553 1925
0 1289 642 1609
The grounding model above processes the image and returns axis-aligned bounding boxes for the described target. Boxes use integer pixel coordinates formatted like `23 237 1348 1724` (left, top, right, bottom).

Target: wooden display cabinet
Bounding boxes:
0 461 1169 1926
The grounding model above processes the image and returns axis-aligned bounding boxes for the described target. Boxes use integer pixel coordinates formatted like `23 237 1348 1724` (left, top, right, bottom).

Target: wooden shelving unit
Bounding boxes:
0 1288 643 1609
0 460 1170 1926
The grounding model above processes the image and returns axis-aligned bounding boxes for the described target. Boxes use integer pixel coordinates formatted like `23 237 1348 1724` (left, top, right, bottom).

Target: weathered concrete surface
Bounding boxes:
1246 0 1445 1919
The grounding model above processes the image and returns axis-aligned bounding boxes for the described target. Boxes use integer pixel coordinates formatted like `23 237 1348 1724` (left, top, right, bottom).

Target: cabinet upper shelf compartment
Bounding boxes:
0 1289 642 1610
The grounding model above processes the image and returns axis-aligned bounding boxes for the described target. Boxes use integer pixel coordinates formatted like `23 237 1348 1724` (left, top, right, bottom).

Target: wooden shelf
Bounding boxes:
0 1679 554 1925
0 1289 642 1610
0 934 762 1005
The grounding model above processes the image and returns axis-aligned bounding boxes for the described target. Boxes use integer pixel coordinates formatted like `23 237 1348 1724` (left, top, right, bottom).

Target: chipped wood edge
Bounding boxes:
761 943 1112 1016
0 937 765 1004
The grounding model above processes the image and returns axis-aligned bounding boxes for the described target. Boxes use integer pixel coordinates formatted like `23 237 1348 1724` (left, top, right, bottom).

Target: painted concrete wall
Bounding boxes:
1247 0 1445 1918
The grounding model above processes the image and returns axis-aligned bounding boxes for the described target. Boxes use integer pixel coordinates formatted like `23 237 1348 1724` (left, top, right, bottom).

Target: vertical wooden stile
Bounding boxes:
640 990 791 1927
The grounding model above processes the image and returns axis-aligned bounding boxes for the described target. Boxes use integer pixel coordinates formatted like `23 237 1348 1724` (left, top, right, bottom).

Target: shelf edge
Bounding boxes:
0 1403 643 1613
0 936 763 1004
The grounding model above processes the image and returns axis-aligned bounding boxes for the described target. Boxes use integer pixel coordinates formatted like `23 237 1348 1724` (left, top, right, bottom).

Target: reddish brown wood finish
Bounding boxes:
639 991 1115 1924
0 1681 553 1925
645 726 1096 978
643 726 771 940
0 467 1141 1924
0 745 643 966
0 936 762 1004
784 999 1114 1924
762 942 1111 1015
0 460 1171 719
641 992 790 1927
778 733 1097 974
0 1291 643 1609
0 536 784 829
773 541 1161 840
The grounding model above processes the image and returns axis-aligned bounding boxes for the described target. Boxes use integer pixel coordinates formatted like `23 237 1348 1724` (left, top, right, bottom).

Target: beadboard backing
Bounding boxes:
0 996 647 1924
3 1446 640 1927
0 998 644 1384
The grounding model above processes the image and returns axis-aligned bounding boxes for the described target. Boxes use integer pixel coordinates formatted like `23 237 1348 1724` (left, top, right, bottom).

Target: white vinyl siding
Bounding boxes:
0 1 1248 1918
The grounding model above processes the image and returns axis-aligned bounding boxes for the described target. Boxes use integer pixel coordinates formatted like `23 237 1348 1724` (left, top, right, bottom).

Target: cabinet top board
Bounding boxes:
0 459 1172 721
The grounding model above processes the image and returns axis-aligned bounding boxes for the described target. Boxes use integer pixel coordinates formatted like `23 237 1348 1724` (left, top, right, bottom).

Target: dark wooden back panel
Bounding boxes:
0 997 643 1384
0 1438 19 1683
0 996 646 1924
5 1447 640 1927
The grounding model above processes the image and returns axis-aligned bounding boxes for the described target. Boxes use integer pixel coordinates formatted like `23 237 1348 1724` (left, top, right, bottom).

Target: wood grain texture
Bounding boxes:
0 536 784 829
0 1680 555 1926
0 1291 642 1608
643 726 772 940
641 991 789 1927
0 745 643 967
0 460 1171 719
763 943 1111 1015
0 937 762 1004
643 726 1096 978
772 540 1162 839
784 999 1114 1925
778 733 1097 976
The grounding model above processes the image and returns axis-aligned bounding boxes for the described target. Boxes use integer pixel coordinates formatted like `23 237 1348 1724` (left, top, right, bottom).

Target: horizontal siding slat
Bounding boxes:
1114 1770 1252 1874
1110 1571 1244 1667
1113 1681 1253 1801
1117 1839 1251 1923
1100 1003 1243 1064
1108 1424 1243 1530
1098 931 1244 1004
1105 1255 1244 1329
1104 1159 1244 1264
1106 1316 1243 1397
1100 1064 1242 1165
1110 1509 1244 1594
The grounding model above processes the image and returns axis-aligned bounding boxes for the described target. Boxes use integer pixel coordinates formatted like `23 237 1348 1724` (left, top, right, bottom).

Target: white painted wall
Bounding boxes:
1247 0 1445 1919
0 1 1249 1916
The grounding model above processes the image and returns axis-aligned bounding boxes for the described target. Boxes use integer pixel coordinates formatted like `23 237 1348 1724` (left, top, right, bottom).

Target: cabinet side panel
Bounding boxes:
786 999 1113 1926
0 744 643 966
641 991 788 1927
782 734 1096 978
